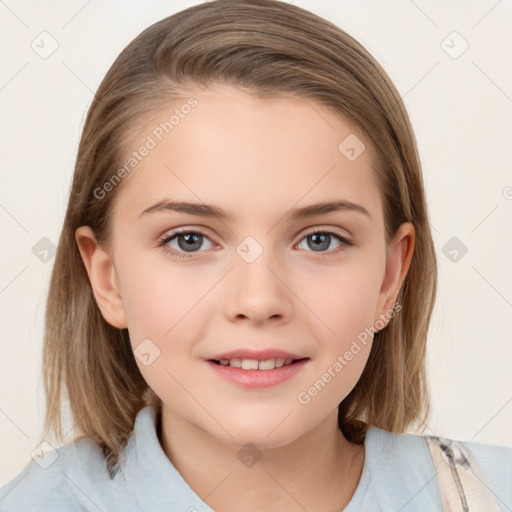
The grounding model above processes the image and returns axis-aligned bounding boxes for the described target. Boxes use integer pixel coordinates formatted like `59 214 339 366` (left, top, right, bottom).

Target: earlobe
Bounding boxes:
374 222 415 327
75 226 127 329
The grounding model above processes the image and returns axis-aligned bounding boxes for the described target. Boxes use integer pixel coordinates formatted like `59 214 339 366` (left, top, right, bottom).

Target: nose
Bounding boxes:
223 249 293 325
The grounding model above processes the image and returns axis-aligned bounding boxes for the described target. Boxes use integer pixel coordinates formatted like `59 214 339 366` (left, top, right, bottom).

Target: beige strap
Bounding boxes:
424 435 502 511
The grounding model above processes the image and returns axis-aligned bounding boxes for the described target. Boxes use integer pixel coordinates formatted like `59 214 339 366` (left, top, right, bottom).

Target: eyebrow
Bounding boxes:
138 199 372 221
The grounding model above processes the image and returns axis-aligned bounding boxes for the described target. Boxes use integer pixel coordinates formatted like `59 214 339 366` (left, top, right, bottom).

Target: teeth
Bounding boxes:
216 357 298 370
258 358 275 370
241 359 259 370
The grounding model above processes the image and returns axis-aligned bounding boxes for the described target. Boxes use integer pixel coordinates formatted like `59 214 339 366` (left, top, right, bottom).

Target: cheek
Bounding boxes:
118 255 214 346
294 265 380 409
299 257 383 343
118 259 211 402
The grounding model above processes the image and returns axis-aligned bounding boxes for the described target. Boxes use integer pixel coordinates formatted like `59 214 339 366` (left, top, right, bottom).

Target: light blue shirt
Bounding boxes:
1 405 511 511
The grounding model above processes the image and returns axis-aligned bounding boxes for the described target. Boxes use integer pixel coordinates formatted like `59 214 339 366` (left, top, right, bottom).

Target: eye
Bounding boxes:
158 229 215 259
296 229 353 255
158 227 353 260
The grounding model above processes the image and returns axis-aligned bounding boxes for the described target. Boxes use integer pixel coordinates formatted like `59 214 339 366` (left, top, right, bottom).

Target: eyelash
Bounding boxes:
158 227 353 260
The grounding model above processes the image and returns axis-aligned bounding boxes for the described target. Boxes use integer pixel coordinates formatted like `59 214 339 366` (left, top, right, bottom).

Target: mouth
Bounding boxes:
208 357 308 370
205 349 310 388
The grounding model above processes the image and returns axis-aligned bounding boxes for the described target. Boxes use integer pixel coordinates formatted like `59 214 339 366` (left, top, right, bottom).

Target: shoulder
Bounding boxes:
0 437 130 512
461 437 512 507
365 426 512 511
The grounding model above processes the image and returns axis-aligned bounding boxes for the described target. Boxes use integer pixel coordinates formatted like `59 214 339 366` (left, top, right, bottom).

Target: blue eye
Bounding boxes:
297 230 353 254
159 229 214 259
158 228 353 259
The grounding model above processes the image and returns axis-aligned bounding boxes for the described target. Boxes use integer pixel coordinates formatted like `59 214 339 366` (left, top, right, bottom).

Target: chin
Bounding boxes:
205 414 307 450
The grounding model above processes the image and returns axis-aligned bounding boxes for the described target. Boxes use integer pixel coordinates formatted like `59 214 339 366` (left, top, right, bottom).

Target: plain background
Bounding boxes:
1 0 511 486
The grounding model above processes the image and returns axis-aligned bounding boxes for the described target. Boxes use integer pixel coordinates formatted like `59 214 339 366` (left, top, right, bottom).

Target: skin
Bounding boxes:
76 84 415 511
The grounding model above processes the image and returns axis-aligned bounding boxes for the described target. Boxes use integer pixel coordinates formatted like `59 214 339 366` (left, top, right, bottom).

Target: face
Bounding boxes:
77 84 414 449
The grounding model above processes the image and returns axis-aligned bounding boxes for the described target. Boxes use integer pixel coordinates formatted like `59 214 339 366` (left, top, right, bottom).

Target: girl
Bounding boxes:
1 0 510 510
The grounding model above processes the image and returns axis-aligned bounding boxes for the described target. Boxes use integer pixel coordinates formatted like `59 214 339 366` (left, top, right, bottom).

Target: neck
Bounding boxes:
158 406 365 512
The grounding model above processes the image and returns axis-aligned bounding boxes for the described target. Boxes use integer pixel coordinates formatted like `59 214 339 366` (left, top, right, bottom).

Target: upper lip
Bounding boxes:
208 348 308 361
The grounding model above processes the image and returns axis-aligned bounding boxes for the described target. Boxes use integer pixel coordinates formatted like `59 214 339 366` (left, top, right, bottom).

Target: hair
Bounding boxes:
40 0 437 475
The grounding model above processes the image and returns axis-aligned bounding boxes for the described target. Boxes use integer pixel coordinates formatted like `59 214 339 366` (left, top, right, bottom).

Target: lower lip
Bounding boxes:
205 359 309 389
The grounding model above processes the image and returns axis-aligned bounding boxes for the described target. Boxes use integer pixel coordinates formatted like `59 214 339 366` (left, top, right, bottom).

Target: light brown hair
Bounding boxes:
41 0 437 474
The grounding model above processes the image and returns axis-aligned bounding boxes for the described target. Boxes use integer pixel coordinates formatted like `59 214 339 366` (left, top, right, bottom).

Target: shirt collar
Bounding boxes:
120 404 214 511
119 404 440 511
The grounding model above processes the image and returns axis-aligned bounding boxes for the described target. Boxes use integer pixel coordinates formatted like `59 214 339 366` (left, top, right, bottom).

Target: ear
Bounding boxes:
374 222 415 328
75 226 127 329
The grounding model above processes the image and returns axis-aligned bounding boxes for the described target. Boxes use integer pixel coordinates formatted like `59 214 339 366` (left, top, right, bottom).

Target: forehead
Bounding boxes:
111 84 382 228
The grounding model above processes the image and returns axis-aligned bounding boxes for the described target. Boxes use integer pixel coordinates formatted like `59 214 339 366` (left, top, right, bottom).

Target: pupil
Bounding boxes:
309 233 329 251
178 233 202 252
176 233 331 253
